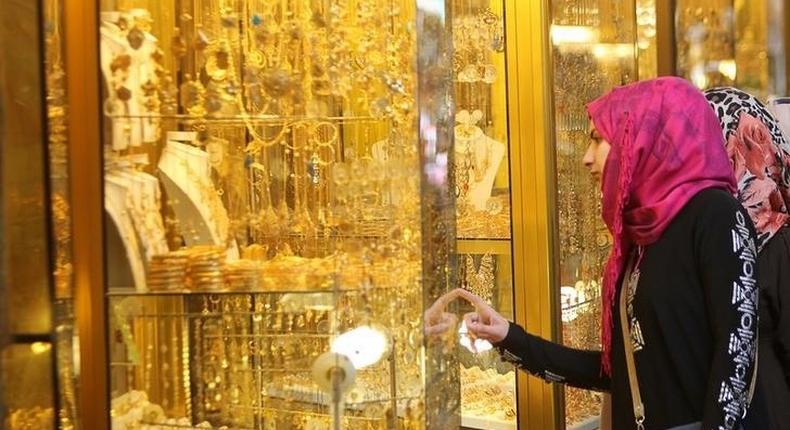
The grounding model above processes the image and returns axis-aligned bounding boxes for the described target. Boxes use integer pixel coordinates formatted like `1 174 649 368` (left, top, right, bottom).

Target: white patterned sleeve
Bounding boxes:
696 201 759 430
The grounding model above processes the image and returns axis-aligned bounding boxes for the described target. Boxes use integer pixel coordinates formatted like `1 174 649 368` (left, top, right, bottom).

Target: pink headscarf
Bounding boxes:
586 77 737 375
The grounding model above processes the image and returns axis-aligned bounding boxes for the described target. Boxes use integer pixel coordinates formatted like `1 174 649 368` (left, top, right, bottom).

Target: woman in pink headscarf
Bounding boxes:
426 77 768 429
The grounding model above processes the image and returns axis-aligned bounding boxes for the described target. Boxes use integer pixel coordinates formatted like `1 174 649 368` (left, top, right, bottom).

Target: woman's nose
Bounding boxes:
582 143 595 167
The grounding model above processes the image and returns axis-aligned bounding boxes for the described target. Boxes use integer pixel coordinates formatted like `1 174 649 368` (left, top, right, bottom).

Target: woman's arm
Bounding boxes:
696 197 759 430
455 288 610 391
494 322 610 391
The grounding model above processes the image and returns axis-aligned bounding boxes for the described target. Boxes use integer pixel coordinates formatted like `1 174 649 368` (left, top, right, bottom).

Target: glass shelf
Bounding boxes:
107 286 398 297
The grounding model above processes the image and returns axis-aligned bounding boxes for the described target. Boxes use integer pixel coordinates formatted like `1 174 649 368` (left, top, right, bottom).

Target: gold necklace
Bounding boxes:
178 157 228 245
465 254 495 303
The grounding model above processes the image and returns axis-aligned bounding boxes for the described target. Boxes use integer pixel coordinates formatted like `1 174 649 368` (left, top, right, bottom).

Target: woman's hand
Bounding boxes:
456 288 509 343
424 289 460 338
424 288 509 343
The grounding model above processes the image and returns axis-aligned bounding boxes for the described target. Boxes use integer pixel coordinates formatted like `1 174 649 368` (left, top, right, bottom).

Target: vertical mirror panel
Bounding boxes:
1 1 63 428
43 0 80 427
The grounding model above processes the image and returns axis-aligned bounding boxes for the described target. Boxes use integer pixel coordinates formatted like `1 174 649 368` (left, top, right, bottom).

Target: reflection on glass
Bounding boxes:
43 0 80 427
1 0 53 336
549 0 640 428
2 344 56 430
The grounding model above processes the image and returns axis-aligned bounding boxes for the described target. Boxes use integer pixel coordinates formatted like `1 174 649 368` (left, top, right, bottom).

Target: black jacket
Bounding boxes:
495 189 770 430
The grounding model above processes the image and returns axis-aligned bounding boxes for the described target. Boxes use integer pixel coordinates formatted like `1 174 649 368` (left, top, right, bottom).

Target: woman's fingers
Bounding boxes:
463 312 479 329
425 288 505 342
454 288 489 309
425 312 458 337
464 311 497 341
426 320 452 336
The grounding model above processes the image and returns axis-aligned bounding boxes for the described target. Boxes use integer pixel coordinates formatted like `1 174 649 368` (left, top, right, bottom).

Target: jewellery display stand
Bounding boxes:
454 123 506 212
100 10 161 150
157 133 229 248
105 174 148 291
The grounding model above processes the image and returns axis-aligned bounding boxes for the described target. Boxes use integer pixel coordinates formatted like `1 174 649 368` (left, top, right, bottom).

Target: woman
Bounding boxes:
426 77 767 429
704 87 790 429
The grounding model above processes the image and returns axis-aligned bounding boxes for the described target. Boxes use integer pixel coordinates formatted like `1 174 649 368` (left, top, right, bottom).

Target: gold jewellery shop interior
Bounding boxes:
1 0 789 430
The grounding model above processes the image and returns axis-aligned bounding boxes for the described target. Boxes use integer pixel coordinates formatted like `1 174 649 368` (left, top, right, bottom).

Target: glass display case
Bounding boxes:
1 0 80 429
97 0 458 429
23 0 712 428
675 0 787 98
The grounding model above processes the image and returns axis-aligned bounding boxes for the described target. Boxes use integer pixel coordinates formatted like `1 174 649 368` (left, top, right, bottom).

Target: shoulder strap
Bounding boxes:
620 251 646 430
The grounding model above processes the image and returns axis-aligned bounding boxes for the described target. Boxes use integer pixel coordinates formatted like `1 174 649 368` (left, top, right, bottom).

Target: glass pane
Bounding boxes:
450 0 516 427
457 245 516 429
733 0 785 97
99 1 457 428
107 296 188 419
2 343 56 430
675 0 736 90
549 1 639 428
453 0 511 241
0 0 53 335
636 0 657 80
675 0 785 97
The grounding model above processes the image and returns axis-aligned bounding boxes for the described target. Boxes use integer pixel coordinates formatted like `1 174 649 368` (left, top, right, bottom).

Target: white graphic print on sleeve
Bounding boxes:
718 211 758 430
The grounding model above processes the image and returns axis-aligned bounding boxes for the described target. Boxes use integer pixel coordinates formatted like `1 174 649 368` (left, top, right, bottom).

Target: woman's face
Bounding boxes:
583 122 611 181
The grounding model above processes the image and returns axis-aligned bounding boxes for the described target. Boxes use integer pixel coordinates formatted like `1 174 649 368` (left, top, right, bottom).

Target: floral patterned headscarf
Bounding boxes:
705 87 790 252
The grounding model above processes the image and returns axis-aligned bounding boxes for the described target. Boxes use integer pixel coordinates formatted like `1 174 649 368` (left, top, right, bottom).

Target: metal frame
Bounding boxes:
502 0 560 429
63 0 108 428
656 0 677 75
